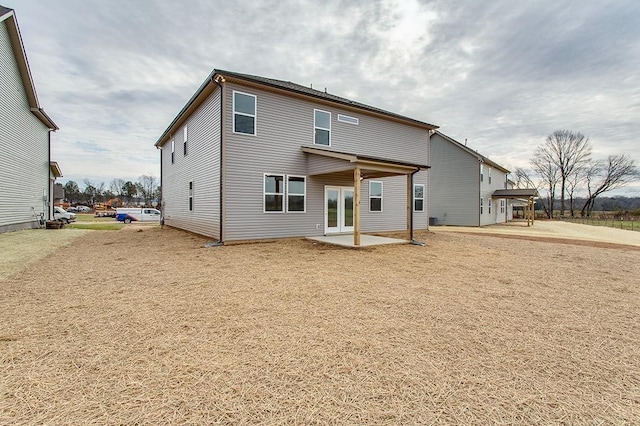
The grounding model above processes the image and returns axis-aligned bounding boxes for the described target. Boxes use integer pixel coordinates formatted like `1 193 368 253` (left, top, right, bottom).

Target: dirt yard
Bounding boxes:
1 225 639 424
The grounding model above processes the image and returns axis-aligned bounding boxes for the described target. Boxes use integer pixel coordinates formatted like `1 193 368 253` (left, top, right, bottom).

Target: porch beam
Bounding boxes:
354 167 361 246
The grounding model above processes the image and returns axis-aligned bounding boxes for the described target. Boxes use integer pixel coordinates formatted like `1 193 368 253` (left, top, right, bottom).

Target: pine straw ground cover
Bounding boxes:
1 226 638 424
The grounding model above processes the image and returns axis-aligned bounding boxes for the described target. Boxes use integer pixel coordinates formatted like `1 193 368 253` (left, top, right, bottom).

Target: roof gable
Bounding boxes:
434 130 509 173
1 5 57 130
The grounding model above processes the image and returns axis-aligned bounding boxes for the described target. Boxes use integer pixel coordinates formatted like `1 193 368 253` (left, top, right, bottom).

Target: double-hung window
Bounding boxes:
488 198 492 214
369 181 383 212
233 91 256 135
480 197 484 214
480 164 484 182
189 181 194 211
264 174 284 212
171 140 175 164
413 184 425 212
287 176 306 212
314 109 331 146
183 126 188 156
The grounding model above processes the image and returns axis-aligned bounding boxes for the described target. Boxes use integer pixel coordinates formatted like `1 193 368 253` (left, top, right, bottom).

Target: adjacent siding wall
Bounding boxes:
428 133 479 226
0 21 50 232
161 88 221 239
480 166 509 226
222 82 430 241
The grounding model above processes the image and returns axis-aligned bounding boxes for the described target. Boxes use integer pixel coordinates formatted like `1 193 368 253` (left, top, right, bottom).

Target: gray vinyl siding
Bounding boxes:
222 82 430 241
0 21 50 232
429 133 480 226
161 88 221 239
480 166 509 226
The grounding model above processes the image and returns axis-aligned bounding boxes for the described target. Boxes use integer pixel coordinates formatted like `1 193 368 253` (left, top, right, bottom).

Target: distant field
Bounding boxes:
563 217 639 232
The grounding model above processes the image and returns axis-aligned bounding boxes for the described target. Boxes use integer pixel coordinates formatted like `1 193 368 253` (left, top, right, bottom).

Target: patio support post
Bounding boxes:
354 167 361 246
406 174 412 240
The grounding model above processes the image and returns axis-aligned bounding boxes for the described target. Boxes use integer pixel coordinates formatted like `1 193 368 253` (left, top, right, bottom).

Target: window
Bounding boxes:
287 176 306 212
314 109 331 146
500 199 505 214
480 197 484 214
183 125 188 156
414 184 425 212
264 174 284 212
171 140 175 164
337 114 358 125
480 164 484 182
488 198 492 214
488 167 492 184
233 91 256 135
189 181 193 211
369 181 383 212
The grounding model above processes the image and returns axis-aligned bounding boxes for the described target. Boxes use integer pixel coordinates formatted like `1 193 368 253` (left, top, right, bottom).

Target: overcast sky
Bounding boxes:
8 0 640 195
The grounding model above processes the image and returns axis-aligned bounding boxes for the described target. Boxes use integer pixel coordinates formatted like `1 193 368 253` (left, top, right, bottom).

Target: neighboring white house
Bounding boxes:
1 5 59 233
429 131 512 227
155 69 438 245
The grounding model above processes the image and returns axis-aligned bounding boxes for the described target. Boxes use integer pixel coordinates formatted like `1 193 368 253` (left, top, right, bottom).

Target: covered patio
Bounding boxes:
492 188 539 226
303 146 429 247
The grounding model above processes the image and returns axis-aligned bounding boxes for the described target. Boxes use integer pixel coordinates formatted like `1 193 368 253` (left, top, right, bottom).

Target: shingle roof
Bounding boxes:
217 69 438 129
0 5 13 17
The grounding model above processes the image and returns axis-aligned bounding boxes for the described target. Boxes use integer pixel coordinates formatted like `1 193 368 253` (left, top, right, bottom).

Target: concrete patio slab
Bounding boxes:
306 234 409 248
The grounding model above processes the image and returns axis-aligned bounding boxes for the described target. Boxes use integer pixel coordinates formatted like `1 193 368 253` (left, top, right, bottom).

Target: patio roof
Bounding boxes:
492 188 539 198
302 146 428 179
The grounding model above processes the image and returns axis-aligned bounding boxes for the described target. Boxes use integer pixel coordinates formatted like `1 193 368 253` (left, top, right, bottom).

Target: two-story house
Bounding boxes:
429 130 513 227
1 6 59 233
155 70 438 245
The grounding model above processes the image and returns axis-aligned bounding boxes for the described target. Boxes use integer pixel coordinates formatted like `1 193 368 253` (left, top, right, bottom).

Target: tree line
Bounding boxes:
63 175 160 207
515 130 638 218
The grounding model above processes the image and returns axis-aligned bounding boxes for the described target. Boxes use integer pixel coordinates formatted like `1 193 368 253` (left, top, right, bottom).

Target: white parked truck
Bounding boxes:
115 208 161 223
53 206 77 223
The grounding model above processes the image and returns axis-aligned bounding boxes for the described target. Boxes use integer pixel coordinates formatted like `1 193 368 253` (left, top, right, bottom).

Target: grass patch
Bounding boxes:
76 213 116 223
68 223 124 230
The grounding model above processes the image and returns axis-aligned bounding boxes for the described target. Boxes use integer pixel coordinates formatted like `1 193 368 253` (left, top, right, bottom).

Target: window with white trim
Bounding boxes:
480 164 484 182
189 181 194 211
488 198 492 214
264 174 284 212
233 91 256 135
337 114 358 125
287 176 306 212
171 140 175 164
369 181 383 212
183 125 188 156
413 184 424 212
488 167 492 184
314 109 331 146
480 197 484 214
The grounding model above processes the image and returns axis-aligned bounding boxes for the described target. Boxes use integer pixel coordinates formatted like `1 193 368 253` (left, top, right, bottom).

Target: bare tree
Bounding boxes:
513 167 538 190
110 178 125 198
138 175 157 205
531 156 559 219
534 130 591 217
580 155 638 217
565 166 585 217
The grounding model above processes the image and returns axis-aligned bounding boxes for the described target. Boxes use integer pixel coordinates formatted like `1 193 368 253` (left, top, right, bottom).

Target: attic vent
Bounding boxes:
338 114 359 125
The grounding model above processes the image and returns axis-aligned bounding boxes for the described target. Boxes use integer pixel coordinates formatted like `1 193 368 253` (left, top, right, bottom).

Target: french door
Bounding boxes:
325 186 354 234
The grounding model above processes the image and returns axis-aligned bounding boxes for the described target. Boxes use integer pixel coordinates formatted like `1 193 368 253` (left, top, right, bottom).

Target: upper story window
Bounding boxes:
314 109 331 146
171 140 175 164
183 125 188 156
369 181 383 212
488 167 492 184
264 174 284 212
413 184 424 212
480 164 484 182
233 91 256 135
